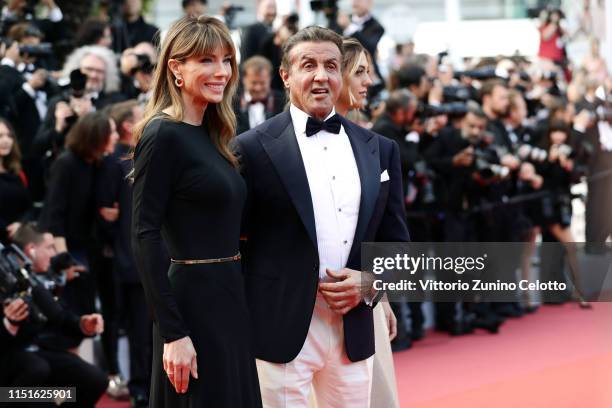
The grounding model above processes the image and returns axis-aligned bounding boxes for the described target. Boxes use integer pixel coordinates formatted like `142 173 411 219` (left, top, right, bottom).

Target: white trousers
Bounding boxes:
256 295 373 408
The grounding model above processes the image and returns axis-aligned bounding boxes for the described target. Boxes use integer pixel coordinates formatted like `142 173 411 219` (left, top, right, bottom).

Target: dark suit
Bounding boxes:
234 90 286 135
240 22 273 64
235 110 410 363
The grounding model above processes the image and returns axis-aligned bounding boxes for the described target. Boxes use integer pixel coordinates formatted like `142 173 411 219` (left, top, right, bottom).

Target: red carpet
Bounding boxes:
394 303 612 408
96 303 612 407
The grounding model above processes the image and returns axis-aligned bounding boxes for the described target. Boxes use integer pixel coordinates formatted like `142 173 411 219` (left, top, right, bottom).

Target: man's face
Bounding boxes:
509 95 527 124
80 54 106 93
280 41 342 120
30 233 57 274
490 85 510 117
124 0 142 18
185 1 206 17
243 68 271 102
259 0 277 24
352 0 372 17
461 112 486 143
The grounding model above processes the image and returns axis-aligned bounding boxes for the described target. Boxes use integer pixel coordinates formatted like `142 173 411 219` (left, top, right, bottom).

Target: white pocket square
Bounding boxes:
380 169 389 182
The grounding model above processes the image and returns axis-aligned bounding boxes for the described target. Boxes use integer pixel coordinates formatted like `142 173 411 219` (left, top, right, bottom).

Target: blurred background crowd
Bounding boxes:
0 0 610 407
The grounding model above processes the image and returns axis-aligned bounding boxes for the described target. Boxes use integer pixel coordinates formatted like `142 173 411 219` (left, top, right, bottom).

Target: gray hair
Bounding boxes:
62 45 120 94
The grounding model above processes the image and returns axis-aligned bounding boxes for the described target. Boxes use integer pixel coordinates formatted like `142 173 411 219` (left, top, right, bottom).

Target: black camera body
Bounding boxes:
0 244 48 325
19 42 53 58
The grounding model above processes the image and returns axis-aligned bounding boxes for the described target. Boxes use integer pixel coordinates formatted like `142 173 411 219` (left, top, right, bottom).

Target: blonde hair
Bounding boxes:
133 15 239 167
340 38 372 109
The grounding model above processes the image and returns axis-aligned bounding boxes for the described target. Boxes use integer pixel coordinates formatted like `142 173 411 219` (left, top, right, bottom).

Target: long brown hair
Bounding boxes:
133 15 239 167
0 117 23 174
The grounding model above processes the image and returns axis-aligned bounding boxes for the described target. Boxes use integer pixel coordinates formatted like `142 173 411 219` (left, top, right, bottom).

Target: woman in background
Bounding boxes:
0 117 32 243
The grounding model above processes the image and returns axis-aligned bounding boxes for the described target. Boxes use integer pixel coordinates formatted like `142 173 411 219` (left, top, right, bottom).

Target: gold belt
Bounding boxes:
170 252 241 265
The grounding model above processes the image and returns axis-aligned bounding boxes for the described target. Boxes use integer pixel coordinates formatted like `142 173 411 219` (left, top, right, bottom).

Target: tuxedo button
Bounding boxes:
343 240 348 244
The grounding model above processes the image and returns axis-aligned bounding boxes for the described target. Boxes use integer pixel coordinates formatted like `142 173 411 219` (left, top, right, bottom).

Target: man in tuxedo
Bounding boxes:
235 56 285 135
240 0 276 63
235 26 409 408
335 0 386 91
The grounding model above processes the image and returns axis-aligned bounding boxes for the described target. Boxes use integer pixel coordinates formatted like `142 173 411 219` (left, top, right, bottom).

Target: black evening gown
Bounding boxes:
132 117 261 407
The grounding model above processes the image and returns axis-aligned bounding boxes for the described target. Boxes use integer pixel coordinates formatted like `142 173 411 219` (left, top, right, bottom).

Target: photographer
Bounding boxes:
5 23 57 200
113 0 159 52
372 89 428 350
426 102 508 334
32 69 94 187
119 42 157 104
0 223 107 407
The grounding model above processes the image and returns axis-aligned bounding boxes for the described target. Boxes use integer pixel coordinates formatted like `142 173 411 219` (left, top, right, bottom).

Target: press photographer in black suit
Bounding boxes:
0 223 107 407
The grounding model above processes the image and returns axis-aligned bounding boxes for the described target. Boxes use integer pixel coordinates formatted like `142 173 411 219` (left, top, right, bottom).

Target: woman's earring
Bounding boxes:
175 77 184 87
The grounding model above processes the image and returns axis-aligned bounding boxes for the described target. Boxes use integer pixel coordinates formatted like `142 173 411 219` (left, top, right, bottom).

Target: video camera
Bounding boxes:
224 5 244 30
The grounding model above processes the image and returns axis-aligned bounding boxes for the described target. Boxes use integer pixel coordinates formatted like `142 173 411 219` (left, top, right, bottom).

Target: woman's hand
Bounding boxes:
163 336 198 394
382 302 397 341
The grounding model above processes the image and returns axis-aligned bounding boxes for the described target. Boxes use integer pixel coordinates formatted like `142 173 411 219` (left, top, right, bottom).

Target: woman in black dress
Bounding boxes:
131 16 261 407
0 117 32 243
537 120 591 308
38 111 119 317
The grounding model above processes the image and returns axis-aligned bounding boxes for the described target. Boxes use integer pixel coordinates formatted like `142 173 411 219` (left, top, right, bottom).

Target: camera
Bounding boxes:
0 243 48 325
19 42 53 58
516 143 574 163
310 0 338 12
131 54 155 75
454 67 500 81
224 5 244 30
416 102 468 121
468 140 510 180
442 85 476 103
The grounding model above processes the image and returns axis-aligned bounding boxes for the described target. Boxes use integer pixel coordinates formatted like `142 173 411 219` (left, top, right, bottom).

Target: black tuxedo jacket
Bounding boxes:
234 90 286 135
235 110 410 363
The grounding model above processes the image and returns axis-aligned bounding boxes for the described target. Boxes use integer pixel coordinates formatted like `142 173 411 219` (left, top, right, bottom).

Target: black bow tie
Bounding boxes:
305 114 341 137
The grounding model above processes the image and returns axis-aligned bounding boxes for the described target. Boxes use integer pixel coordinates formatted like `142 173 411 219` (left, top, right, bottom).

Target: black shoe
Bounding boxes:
391 335 412 352
494 303 524 318
473 316 502 334
130 393 148 408
411 328 425 341
435 319 473 336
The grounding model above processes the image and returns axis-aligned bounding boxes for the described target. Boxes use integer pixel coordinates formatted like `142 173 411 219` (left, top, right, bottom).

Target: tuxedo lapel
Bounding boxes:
343 118 380 262
258 111 317 247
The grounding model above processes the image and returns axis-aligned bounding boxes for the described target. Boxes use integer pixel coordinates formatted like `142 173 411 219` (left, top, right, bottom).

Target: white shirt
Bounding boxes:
244 92 266 129
290 104 361 281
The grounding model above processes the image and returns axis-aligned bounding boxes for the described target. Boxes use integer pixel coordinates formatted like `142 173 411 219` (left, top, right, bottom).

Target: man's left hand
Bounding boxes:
80 313 104 336
318 268 373 315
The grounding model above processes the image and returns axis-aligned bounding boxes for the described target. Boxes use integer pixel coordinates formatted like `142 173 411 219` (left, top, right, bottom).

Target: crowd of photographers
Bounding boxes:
0 0 611 407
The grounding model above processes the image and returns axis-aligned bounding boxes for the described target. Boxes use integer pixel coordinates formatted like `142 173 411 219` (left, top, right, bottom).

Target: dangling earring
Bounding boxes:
175 77 183 87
